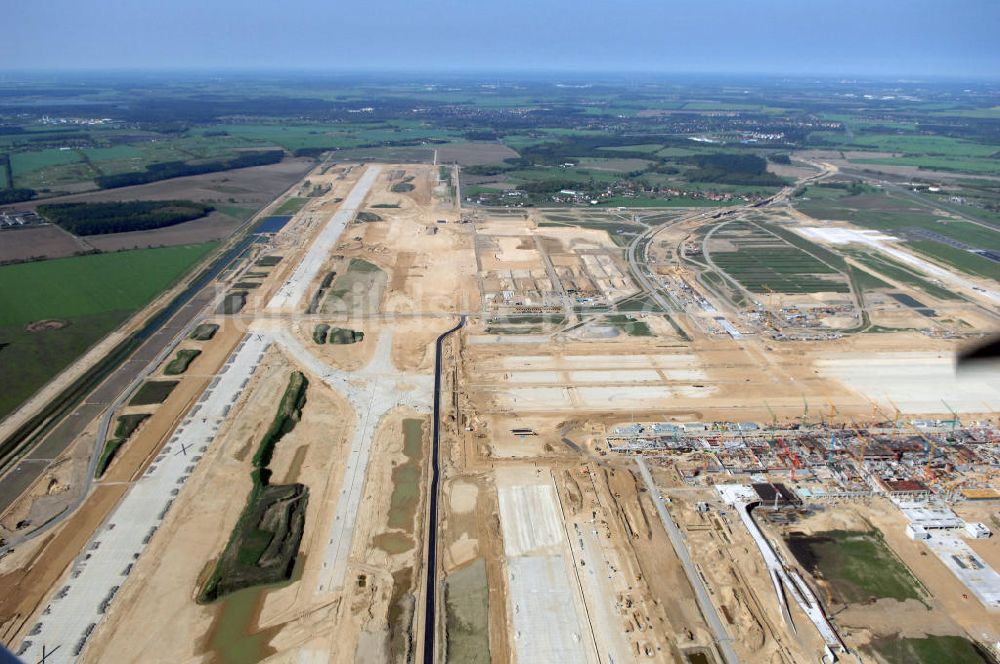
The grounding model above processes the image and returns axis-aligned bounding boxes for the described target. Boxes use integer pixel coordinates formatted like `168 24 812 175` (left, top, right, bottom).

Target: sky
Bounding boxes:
4 0 999 77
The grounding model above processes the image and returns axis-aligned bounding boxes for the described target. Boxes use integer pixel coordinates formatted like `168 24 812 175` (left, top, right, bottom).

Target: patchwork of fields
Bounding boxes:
707 221 850 293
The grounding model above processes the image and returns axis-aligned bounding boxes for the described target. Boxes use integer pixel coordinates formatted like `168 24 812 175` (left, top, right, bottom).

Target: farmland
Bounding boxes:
705 221 850 294
0 242 217 418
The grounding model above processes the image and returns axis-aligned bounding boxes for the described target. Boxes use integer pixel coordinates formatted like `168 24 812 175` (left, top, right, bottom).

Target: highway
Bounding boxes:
421 315 465 664
636 457 739 664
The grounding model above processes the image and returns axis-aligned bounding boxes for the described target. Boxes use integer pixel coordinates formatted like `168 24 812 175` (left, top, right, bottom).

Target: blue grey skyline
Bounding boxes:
5 0 1000 77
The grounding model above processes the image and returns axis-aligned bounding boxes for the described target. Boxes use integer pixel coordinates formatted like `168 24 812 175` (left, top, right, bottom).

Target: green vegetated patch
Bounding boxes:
445 558 490 664
306 272 337 314
165 348 202 375
0 187 36 205
796 190 1000 252
94 438 126 478
606 314 652 336
94 413 150 478
191 322 219 340
615 292 665 313
390 175 415 193
199 371 310 603
849 252 964 301
94 150 283 189
37 200 213 236
10 148 82 185
328 328 364 345
272 197 308 215
312 323 329 344
483 325 543 335
355 211 382 222
130 380 179 406
255 255 283 267
711 249 849 293
867 635 994 664
786 530 925 606
320 259 386 315
910 241 1000 281
218 291 247 314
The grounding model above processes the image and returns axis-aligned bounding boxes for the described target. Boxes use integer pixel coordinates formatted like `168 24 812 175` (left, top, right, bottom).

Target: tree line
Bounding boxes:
95 150 283 189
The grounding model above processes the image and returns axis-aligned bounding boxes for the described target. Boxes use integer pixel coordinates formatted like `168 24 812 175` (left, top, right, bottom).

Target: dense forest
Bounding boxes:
95 150 284 189
683 154 785 186
38 200 213 235
0 188 35 204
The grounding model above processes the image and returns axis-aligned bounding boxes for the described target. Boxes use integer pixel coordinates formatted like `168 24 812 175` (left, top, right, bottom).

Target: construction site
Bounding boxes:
1 155 999 664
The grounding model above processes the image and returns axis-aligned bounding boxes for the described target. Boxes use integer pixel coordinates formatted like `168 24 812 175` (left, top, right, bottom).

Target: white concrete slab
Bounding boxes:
498 484 564 557
18 334 271 663
506 556 589 664
267 166 382 312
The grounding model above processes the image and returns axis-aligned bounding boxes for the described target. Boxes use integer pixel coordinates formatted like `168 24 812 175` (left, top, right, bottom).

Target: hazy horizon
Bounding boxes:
5 0 999 78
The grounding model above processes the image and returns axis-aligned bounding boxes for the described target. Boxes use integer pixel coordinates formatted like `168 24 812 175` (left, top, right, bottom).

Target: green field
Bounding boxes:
849 252 966 301
272 197 308 215
0 243 217 327
212 122 457 153
10 148 82 177
910 241 1000 280
0 243 217 418
853 155 1000 175
868 635 993 664
708 222 849 293
787 530 925 605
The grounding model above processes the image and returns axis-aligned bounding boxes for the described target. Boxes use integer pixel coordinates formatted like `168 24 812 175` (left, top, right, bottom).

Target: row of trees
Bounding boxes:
0 188 35 204
95 150 283 189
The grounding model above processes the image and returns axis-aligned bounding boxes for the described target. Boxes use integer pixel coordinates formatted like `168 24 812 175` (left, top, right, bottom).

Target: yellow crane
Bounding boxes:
886 397 902 441
763 285 778 331
849 419 873 466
